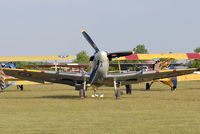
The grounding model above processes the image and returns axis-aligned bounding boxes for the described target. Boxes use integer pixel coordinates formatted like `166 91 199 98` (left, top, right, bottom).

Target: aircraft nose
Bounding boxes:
98 51 107 62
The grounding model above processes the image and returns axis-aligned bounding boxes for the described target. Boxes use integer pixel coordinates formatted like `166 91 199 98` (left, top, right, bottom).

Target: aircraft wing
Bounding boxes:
0 55 76 62
113 53 200 60
106 68 196 85
3 68 89 86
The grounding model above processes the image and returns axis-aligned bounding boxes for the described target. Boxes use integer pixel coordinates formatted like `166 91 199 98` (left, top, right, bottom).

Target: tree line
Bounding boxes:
16 45 200 69
74 45 200 69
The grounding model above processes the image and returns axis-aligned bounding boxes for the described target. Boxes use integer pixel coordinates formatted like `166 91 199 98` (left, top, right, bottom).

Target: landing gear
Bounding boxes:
146 83 150 90
125 85 132 94
146 82 153 91
19 85 23 91
17 85 24 91
79 80 86 99
79 89 85 99
171 86 176 91
114 80 121 99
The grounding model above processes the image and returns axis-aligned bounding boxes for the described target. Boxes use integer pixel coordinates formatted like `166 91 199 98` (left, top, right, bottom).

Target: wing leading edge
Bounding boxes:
3 68 89 86
106 68 196 85
3 68 196 87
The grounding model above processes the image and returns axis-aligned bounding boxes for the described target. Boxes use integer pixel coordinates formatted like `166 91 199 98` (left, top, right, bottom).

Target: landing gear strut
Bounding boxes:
114 80 121 99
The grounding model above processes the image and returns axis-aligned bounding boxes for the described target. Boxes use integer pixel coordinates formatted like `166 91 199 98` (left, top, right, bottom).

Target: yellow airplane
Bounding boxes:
0 55 76 62
115 56 200 91
0 55 76 91
113 53 200 60
1 73 51 91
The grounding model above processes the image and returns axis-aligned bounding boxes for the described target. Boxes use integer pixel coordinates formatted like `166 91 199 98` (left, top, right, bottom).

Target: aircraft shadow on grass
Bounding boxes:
135 88 167 91
36 95 81 99
188 87 200 90
0 93 80 99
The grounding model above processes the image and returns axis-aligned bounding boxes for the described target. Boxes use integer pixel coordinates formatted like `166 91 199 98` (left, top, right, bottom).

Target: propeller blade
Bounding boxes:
88 60 100 86
107 51 133 60
82 30 100 52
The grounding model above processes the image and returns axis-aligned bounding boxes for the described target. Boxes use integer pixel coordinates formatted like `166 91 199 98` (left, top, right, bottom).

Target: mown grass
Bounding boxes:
0 81 200 134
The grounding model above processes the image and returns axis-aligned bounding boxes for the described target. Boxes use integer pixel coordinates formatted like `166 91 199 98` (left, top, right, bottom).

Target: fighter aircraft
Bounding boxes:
2 30 196 99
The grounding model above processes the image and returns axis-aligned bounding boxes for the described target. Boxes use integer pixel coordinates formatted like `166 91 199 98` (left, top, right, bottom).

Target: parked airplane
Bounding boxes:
113 52 200 60
2 30 196 99
113 51 200 91
0 55 76 91
0 62 51 91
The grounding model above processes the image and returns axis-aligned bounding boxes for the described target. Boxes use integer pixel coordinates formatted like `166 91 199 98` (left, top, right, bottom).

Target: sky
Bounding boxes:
0 0 200 57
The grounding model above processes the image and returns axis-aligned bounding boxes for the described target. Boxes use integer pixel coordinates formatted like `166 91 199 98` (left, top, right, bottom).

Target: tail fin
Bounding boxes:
0 65 5 90
154 59 172 70
154 59 177 89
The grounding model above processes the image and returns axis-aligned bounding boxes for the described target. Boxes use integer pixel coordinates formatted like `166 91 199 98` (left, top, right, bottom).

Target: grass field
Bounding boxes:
0 81 200 134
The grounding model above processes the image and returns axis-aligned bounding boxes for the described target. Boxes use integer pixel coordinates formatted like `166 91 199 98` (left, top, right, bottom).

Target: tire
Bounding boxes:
171 86 176 91
115 89 121 99
146 83 150 91
79 89 85 99
20 85 24 91
126 85 132 94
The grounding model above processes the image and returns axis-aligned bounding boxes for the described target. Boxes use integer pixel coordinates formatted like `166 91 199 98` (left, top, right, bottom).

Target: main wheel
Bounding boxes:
125 85 132 94
146 83 150 91
115 89 121 99
19 85 24 91
171 86 176 91
79 89 85 99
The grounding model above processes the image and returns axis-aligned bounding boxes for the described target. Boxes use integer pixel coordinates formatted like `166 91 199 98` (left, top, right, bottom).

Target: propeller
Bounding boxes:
82 30 99 52
81 30 133 86
82 30 101 86
82 30 132 61
87 60 100 86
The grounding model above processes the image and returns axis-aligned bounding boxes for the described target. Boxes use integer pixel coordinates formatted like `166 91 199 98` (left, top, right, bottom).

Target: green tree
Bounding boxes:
131 44 149 64
73 51 90 63
133 44 148 54
194 47 200 53
190 47 200 68
17 61 26 69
